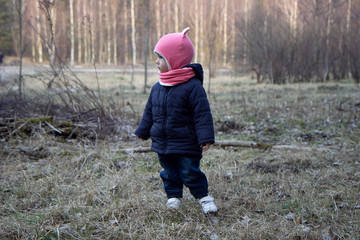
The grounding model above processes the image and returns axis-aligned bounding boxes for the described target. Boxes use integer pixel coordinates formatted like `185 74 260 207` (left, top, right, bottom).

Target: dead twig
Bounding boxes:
10 120 29 136
45 120 63 134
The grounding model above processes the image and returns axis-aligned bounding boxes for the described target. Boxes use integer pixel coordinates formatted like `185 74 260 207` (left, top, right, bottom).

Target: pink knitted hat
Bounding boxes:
154 27 194 71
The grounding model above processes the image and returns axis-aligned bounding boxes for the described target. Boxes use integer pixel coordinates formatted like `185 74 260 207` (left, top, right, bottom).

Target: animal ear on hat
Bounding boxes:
181 27 190 37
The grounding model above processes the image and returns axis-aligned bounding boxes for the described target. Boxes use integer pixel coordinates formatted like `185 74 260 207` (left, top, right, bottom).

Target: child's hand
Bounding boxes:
137 136 145 141
201 143 211 152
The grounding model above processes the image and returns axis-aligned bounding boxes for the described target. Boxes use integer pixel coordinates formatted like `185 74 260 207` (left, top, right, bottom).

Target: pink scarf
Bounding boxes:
159 67 195 86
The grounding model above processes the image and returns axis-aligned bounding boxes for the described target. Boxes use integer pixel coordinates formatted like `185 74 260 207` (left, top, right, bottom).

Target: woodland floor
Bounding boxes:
0 67 359 239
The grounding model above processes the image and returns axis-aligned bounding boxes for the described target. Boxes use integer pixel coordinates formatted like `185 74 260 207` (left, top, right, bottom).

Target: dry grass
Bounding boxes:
0 71 359 239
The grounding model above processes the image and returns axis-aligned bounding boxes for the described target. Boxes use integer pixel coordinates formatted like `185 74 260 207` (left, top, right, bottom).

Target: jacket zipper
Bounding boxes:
163 88 168 152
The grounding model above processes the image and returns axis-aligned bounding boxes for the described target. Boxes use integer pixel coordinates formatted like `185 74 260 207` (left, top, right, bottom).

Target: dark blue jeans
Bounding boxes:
158 154 208 199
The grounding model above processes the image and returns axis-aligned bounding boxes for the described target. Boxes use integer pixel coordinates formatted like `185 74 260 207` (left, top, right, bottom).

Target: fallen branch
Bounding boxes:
10 120 29 136
117 141 328 154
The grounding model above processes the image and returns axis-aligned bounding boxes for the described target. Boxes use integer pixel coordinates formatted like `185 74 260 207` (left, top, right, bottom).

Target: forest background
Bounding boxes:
0 0 360 84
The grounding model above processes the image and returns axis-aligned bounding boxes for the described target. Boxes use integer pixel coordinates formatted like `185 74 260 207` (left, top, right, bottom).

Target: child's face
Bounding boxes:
155 54 169 73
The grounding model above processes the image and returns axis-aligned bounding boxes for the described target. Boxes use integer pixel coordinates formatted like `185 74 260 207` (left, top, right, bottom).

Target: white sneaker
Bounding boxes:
199 196 218 213
166 198 181 210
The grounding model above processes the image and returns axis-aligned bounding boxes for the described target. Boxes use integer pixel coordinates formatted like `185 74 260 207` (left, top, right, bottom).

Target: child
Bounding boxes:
135 27 217 214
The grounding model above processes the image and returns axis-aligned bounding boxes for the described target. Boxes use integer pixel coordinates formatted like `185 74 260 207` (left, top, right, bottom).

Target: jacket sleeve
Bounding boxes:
134 91 153 140
189 83 215 145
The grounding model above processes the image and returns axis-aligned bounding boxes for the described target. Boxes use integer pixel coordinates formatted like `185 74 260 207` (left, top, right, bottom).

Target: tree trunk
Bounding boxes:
346 0 352 78
144 0 150 94
69 0 74 66
155 0 161 40
208 46 213 95
29 0 35 62
282 0 298 40
123 0 128 64
77 0 82 64
324 0 332 82
18 0 23 99
244 0 248 66
130 0 136 86
166 0 170 33
83 1 88 64
36 0 43 63
112 0 117 66
10 0 19 55
194 0 199 63
98 1 103 64
230 0 236 66
49 3 56 65
292 0 298 39
199 1 204 63
31 16 35 62
207 0 218 96
223 0 228 67
174 0 179 32
105 0 111 67
90 0 95 63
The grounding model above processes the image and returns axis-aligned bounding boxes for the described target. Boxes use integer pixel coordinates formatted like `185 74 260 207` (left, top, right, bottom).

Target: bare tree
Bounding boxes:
17 0 23 98
240 1 255 81
174 0 179 32
90 0 95 63
244 0 249 66
193 0 200 63
230 0 236 66
155 0 161 40
29 0 36 62
48 0 56 65
105 0 111 67
346 0 352 78
324 0 333 82
205 0 222 95
349 0 360 83
143 0 150 94
69 0 74 66
112 0 118 66
123 0 129 64
223 0 228 67
31 22 35 62
83 1 88 64
76 0 81 64
130 0 136 86
199 0 204 64
35 0 43 63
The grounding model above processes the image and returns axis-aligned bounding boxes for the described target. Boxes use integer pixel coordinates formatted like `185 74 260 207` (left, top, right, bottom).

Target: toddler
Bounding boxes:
135 27 217 214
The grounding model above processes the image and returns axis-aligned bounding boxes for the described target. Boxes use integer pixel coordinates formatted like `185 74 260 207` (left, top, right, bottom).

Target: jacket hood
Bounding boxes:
184 63 204 85
154 27 194 71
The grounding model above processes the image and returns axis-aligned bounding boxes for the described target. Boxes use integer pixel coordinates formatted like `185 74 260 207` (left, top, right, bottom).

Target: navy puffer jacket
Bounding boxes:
135 63 215 157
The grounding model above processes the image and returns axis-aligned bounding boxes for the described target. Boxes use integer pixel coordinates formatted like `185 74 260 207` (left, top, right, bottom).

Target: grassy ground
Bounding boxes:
0 71 359 239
